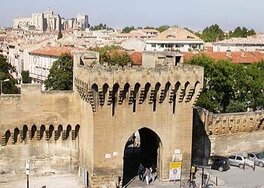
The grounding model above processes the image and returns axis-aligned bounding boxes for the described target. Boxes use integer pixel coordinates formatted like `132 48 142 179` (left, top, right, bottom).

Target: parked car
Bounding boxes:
228 154 254 168
248 152 264 167
209 155 230 172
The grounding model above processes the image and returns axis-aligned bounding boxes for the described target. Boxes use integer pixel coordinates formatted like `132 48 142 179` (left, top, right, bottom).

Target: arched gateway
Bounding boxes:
123 128 162 186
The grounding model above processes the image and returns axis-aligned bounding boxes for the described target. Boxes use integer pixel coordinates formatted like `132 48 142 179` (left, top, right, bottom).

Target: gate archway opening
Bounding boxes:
122 127 162 186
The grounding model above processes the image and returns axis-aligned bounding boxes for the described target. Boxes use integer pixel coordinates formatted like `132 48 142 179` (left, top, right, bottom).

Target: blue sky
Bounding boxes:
0 0 263 31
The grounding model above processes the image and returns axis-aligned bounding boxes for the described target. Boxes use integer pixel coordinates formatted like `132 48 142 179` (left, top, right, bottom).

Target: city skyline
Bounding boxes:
0 0 264 31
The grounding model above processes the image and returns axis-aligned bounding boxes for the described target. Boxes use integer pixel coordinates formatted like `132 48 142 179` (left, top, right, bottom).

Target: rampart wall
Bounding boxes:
193 107 264 165
0 84 81 182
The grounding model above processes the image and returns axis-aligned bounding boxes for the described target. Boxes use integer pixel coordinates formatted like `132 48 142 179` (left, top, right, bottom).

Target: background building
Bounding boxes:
213 35 264 52
13 9 89 32
146 27 204 52
29 46 72 83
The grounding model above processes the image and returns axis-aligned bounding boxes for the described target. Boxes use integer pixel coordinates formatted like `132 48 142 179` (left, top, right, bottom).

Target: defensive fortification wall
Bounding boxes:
193 107 264 165
0 84 81 182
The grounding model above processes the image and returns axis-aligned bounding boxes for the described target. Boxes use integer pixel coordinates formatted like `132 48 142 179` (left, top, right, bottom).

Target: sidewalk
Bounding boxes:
0 174 84 188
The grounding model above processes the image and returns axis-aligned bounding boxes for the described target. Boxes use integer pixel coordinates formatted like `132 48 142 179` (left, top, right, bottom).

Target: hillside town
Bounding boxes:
0 5 264 188
1 9 264 88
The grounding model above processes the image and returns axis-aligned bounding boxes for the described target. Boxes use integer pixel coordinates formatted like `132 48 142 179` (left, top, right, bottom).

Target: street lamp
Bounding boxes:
0 79 10 95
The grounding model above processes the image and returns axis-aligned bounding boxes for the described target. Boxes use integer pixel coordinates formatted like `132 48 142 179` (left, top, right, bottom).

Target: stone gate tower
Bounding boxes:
74 51 203 187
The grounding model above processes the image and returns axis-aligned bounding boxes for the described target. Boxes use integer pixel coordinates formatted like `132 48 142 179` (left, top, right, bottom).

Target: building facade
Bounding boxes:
213 35 264 52
13 9 89 32
29 46 72 83
146 27 204 52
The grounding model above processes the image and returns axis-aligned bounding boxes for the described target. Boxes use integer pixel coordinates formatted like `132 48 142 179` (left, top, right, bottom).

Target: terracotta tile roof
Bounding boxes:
183 51 264 64
29 46 73 57
129 52 142 65
148 27 203 42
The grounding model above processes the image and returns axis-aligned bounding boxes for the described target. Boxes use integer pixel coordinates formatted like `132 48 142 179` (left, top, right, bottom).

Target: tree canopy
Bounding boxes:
229 27 256 38
121 25 170 33
201 24 225 42
57 29 63 40
44 54 73 90
200 25 257 42
91 45 133 66
0 55 19 94
90 23 113 31
156 25 170 32
122 26 135 33
21 70 31 83
188 55 264 113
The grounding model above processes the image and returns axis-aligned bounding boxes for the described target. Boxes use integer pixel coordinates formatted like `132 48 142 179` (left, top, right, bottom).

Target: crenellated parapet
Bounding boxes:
196 108 264 136
73 52 204 114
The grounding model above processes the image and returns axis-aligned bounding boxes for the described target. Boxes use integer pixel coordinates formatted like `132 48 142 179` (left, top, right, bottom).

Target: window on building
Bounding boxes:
33 56 36 63
151 44 156 48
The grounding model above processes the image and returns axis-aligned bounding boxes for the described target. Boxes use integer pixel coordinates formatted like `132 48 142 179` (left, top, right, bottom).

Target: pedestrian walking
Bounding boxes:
138 163 145 181
144 167 152 185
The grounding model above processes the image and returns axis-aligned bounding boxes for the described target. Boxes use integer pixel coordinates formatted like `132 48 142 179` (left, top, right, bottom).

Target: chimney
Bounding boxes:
241 51 245 58
226 51 232 58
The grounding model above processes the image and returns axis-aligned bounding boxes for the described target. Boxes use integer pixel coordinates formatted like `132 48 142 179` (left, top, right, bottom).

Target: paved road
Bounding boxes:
0 174 84 188
2 166 264 188
205 166 264 188
127 178 180 188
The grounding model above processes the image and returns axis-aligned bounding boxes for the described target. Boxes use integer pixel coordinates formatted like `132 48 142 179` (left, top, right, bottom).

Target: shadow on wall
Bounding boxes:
192 107 211 166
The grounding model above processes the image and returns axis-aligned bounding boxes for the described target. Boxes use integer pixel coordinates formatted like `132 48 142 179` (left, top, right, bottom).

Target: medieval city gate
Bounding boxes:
0 51 203 188
74 51 204 187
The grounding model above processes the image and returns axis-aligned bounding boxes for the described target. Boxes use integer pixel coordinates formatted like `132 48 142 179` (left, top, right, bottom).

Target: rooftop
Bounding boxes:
147 27 203 42
184 51 264 64
214 35 264 45
129 52 142 65
29 46 73 57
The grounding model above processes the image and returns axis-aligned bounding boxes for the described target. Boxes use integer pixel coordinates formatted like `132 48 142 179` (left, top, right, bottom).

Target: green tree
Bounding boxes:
156 25 170 32
247 29 256 36
188 55 264 113
44 54 73 90
201 24 225 42
243 61 264 110
57 29 63 40
229 27 256 38
122 26 135 33
21 70 31 83
91 45 132 66
90 23 113 31
0 55 19 94
144 26 155 29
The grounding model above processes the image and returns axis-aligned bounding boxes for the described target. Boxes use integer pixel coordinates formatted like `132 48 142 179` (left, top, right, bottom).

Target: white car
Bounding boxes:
248 152 264 167
228 154 254 168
